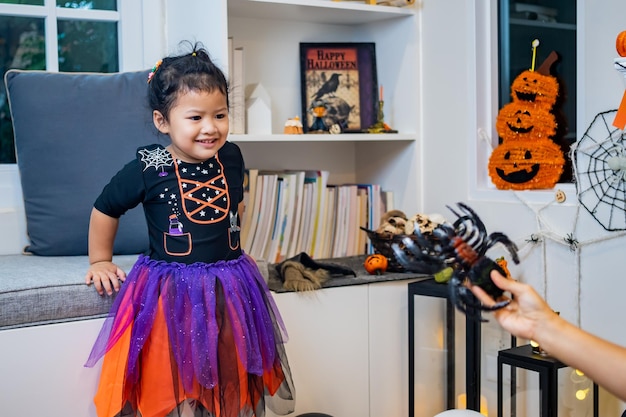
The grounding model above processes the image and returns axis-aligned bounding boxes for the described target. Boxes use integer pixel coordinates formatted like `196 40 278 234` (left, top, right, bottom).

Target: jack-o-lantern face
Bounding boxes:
510 70 560 108
364 254 389 275
488 138 565 190
496 101 557 142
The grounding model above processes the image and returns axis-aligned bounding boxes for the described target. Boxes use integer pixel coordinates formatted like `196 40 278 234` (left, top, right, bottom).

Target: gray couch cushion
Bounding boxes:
0 254 137 330
5 69 160 256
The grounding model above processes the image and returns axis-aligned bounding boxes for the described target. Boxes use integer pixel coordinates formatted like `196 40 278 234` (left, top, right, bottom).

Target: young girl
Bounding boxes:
84 43 295 417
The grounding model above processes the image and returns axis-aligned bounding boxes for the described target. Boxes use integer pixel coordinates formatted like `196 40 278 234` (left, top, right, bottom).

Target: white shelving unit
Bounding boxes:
221 3 422 416
222 0 421 216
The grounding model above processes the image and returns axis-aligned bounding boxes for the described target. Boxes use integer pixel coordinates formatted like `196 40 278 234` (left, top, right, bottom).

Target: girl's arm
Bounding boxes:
472 271 626 402
84 208 126 295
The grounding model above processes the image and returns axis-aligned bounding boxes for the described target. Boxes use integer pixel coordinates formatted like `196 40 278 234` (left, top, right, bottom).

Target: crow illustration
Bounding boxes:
311 73 340 101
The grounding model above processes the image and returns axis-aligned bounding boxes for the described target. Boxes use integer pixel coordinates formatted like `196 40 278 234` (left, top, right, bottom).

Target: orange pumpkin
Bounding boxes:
510 69 560 108
495 257 512 279
617 30 626 57
364 254 388 275
496 101 557 142
488 138 565 190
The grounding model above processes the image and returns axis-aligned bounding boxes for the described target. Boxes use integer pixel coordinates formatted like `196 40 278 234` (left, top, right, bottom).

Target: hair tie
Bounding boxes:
192 52 197 57
147 59 162 83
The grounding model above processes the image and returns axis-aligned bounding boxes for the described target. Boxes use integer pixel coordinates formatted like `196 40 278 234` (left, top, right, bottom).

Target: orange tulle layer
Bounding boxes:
94 298 288 417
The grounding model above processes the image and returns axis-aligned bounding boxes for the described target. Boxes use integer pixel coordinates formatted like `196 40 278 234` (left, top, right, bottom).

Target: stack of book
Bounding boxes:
228 37 245 134
240 169 394 263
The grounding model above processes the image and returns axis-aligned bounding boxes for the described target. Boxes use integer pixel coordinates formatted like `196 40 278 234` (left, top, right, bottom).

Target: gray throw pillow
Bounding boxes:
5 70 160 256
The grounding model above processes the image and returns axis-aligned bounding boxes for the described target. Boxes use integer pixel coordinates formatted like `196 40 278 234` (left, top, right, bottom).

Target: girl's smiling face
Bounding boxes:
153 89 229 163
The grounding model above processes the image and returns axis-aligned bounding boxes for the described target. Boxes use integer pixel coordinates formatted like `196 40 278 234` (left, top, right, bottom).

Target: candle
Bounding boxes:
531 39 540 71
380 85 383 101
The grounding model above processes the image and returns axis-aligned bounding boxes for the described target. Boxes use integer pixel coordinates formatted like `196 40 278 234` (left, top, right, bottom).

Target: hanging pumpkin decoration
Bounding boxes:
489 40 565 190
364 254 389 275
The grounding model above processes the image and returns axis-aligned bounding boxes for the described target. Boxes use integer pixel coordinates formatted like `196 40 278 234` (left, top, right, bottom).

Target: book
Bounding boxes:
331 185 350 258
272 172 298 263
345 184 359 256
307 170 330 258
227 37 234 109
372 183 383 231
319 185 337 259
296 181 314 255
356 183 382 254
230 46 245 134
283 170 306 259
243 173 264 254
357 187 369 255
264 176 287 262
249 173 278 259
381 189 394 214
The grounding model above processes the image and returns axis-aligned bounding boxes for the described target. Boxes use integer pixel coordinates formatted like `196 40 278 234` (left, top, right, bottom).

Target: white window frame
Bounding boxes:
0 0 149 253
0 0 145 71
469 0 580 206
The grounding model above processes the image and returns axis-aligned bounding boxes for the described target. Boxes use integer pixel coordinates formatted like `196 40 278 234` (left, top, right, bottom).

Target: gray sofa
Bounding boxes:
0 254 137 330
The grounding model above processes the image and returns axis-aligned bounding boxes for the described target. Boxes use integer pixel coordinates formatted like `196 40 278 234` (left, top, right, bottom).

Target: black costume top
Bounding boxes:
95 143 245 264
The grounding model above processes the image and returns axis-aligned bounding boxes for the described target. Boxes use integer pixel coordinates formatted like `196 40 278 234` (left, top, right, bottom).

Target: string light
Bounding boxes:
575 388 590 401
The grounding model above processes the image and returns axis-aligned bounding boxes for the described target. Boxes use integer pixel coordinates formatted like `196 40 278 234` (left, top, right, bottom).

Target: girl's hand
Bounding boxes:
85 261 126 296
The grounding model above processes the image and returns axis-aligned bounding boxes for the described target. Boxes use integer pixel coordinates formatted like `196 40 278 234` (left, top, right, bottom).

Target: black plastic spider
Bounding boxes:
564 233 578 252
525 234 541 244
392 202 520 321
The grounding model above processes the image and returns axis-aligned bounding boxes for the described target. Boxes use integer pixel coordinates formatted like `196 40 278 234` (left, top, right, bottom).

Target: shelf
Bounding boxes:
228 0 415 25
230 132 415 142
509 18 576 31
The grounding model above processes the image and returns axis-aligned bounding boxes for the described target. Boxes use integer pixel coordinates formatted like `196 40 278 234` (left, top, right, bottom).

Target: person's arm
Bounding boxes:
472 271 626 402
84 207 126 296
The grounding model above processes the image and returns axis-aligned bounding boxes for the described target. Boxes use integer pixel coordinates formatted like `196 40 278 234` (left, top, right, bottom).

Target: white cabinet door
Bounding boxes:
269 285 370 417
0 319 105 417
368 280 414 417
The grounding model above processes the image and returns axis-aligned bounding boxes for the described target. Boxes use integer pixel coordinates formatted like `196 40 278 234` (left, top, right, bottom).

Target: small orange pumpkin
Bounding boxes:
488 138 565 190
617 30 626 57
510 69 560 108
495 257 512 279
364 254 388 275
496 101 557 142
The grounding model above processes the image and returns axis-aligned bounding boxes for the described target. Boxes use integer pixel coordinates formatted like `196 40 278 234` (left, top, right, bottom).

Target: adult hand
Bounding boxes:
470 269 556 342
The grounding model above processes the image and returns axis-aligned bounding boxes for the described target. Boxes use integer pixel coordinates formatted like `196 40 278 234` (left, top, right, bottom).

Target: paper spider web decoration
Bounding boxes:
573 109 626 231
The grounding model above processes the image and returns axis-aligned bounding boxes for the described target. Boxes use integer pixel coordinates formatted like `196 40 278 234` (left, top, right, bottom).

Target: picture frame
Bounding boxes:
300 42 378 133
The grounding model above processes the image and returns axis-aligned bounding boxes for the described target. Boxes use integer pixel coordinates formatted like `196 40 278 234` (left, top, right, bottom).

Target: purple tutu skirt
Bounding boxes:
85 254 295 417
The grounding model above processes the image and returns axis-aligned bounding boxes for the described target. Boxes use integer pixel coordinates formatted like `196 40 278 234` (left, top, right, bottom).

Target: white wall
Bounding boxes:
420 0 626 414
3 0 626 414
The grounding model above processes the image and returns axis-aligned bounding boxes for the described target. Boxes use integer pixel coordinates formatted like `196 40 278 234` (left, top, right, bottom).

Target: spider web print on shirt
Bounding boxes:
573 109 626 231
138 146 173 177
174 159 229 224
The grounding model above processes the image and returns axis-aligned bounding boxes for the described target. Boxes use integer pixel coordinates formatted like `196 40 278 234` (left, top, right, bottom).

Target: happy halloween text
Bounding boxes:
306 48 358 70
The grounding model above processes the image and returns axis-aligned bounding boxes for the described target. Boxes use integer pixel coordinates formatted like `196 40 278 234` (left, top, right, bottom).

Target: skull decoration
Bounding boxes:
377 210 408 236
405 213 446 235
